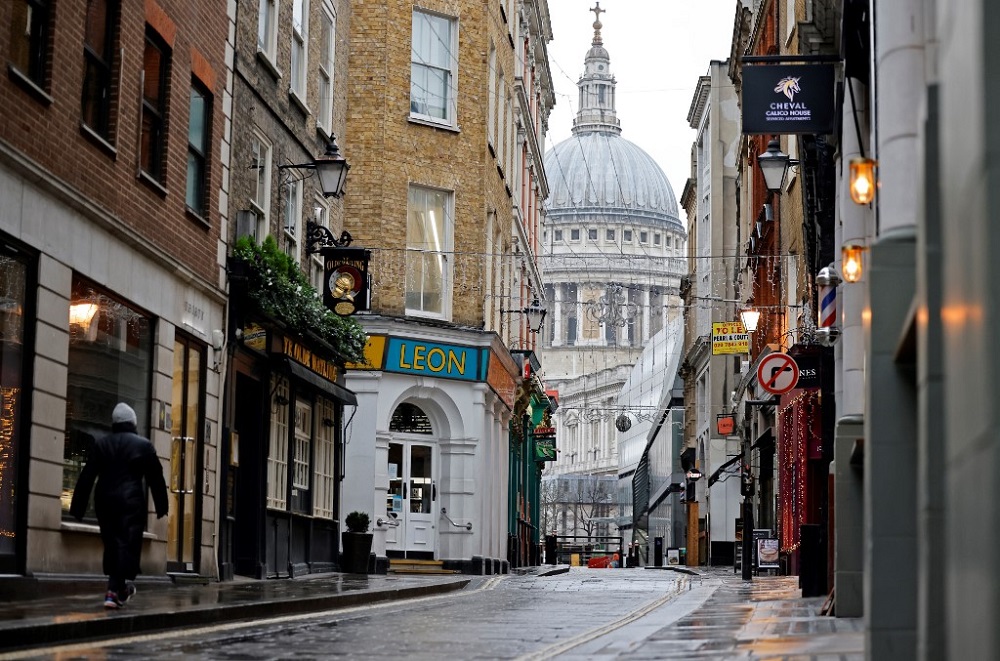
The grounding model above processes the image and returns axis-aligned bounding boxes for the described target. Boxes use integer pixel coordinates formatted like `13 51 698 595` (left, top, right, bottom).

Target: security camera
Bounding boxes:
815 326 841 346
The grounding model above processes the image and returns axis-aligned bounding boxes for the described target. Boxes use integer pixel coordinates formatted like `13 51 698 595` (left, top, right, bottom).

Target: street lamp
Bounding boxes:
756 139 798 193
279 134 350 199
502 298 548 333
841 243 866 283
740 308 761 334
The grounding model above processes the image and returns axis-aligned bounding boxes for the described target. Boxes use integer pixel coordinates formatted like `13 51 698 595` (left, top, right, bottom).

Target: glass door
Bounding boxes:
385 441 436 557
167 336 204 573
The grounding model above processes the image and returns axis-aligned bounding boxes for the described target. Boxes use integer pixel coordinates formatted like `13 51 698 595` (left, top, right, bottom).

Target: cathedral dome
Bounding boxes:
544 133 681 228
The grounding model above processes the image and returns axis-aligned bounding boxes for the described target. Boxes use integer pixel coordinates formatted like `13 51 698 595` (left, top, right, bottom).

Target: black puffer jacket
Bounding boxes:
70 422 169 522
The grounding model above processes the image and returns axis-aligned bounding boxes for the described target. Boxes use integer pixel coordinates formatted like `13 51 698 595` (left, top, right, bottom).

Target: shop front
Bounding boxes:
220 321 355 579
343 326 520 573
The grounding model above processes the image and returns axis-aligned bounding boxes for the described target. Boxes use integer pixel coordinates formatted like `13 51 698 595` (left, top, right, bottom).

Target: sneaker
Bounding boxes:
104 591 123 609
123 581 137 603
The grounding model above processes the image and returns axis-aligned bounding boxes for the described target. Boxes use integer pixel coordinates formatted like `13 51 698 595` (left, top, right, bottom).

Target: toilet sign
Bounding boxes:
757 352 800 395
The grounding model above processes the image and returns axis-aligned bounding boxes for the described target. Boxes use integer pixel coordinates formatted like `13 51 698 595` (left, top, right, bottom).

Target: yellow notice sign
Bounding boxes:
712 321 750 355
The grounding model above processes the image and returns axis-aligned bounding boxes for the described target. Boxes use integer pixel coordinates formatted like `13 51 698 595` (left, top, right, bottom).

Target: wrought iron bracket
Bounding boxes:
305 220 353 254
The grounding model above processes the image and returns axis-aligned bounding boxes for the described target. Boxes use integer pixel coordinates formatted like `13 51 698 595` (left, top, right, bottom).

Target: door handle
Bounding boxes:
432 482 436 501
403 483 407 500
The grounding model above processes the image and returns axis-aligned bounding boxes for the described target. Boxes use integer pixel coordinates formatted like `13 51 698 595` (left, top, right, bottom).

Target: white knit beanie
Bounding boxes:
112 402 137 426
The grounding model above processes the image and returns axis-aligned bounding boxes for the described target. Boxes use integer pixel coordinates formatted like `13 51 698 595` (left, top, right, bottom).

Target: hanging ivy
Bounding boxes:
232 235 368 363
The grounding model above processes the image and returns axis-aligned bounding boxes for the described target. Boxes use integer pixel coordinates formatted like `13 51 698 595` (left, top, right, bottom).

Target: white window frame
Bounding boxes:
487 43 496 146
310 198 329 291
251 131 272 241
292 399 312 490
316 1 336 133
405 184 453 318
313 398 336 519
284 178 303 263
267 376 290 510
257 0 279 64
410 9 458 127
289 0 308 105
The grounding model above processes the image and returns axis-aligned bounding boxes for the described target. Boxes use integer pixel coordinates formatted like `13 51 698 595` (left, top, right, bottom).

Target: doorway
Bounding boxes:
167 335 205 574
385 441 436 559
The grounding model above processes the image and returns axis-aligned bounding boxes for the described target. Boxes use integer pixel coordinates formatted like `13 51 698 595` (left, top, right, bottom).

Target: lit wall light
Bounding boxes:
849 157 877 205
69 302 99 330
739 308 761 333
842 244 866 283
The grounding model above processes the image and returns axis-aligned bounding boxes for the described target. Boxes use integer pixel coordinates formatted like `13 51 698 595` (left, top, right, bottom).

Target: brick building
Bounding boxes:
0 0 228 579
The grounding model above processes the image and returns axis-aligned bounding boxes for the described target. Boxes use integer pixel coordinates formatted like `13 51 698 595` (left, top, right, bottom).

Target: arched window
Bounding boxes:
389 402 433 434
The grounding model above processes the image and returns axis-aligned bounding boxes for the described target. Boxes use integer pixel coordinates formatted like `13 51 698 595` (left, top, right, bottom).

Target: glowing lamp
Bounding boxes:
849 157 877 205
842 244 865 283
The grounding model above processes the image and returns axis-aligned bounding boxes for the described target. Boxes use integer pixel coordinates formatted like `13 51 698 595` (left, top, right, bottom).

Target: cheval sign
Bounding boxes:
741 64 835 135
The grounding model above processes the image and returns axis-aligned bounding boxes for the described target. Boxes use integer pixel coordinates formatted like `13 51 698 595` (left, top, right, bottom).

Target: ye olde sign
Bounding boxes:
321 246 371 316
741 64 835 135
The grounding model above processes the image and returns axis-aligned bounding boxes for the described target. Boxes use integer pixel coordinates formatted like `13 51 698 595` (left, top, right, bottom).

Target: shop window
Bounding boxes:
267 376 289 510
313 397 335 519
0 249 30 562
292 399 311 514
63 275 153 518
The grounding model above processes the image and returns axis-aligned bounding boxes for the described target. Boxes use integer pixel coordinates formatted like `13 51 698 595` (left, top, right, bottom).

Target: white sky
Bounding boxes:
543 0 737 201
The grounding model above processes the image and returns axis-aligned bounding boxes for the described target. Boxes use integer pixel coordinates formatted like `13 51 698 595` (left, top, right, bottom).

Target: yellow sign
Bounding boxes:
346 335 387 370
712 321 750 355
283 336 339 381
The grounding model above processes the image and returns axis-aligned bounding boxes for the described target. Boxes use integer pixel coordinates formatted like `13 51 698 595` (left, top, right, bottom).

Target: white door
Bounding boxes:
386 441 436 557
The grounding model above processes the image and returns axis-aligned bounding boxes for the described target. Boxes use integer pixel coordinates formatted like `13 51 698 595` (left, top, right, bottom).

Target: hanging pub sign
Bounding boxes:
534 409 557 462
741 64 835 135
321 247 371 316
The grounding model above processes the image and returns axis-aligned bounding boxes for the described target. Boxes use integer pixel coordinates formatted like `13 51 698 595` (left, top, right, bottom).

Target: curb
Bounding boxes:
2 578 470 653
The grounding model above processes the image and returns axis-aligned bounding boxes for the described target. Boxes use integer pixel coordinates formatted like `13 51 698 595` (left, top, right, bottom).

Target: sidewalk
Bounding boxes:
0 571 472 654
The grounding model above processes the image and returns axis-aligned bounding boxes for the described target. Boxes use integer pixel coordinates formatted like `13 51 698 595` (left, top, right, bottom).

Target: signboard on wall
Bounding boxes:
712 322 749 355
741 64 836 134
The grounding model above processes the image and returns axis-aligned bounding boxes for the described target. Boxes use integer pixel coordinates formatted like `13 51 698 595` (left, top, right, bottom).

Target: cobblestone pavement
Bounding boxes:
4 568 863 661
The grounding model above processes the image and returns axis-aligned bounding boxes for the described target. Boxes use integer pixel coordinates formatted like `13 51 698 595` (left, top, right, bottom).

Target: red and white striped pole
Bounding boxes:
815 265 842 345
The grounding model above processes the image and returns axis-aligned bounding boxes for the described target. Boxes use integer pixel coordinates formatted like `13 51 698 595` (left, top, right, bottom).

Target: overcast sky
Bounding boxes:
543 0 737 201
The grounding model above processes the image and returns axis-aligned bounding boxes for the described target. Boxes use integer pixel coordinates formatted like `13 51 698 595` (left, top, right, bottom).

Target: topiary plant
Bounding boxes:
345 511 370 533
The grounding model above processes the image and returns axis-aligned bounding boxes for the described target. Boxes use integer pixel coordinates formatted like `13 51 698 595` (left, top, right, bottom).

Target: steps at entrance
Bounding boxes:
388 559 460 575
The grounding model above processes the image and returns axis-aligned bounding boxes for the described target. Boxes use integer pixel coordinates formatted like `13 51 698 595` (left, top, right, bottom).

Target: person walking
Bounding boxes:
70 402 169 609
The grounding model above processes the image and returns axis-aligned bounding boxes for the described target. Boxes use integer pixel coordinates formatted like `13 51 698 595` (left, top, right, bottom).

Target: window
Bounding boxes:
141 28 171 184
639 230 648 244
289 0 308 101
554 229 563 242
310 199 329 291
316 2 336 132
63 275 153 518
82 0 118 140
250 132 272 237
487 43 496 145
410 9 457 124
588 229 598 241
623 229 633 243
654 232 661 246
406 185 452 315
267 376 289 510
257 0 278 62
606 228 615 241
570 228 580 241
10 0 51 89
313 398 336 519
284 179 303 263
186 82 211 216
292 400 312 513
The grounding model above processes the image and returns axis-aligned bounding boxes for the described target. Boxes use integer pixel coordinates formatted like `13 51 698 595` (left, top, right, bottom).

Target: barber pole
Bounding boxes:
816 265 842 328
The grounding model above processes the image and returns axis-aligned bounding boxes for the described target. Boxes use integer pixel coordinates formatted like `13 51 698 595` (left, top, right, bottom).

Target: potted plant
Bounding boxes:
341 511 373 574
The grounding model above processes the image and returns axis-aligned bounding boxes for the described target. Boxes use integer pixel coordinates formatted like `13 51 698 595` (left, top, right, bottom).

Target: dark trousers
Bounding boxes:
98 505 146 594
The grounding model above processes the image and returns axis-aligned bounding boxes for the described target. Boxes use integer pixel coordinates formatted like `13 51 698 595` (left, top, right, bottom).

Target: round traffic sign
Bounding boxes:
757 353 800 395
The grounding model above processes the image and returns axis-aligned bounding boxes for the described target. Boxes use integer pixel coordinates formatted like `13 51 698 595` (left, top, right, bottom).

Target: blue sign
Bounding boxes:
384 338 485 382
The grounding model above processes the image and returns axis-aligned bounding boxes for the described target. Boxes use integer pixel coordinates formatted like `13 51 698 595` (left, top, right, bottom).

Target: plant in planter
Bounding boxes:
341 511 373 574
230 235 368 363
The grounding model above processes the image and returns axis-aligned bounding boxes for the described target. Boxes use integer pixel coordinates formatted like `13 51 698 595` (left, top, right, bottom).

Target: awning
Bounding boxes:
283 358 358 405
